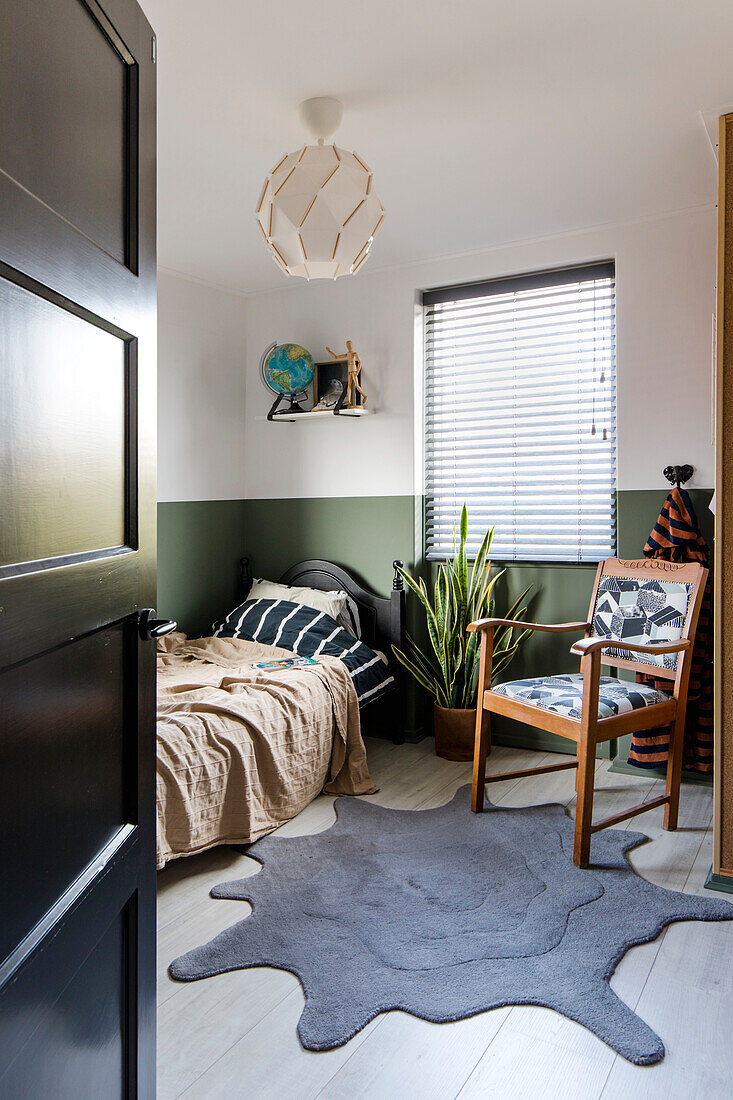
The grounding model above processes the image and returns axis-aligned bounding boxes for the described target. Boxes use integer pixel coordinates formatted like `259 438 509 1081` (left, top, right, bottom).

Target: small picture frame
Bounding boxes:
313 358 363 410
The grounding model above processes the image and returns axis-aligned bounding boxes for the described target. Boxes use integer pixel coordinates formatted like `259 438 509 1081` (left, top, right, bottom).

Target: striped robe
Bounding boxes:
628 487 713 774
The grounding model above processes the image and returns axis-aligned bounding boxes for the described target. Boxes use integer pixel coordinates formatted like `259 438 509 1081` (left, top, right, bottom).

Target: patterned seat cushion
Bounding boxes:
592 575 693 671
492 674 671 721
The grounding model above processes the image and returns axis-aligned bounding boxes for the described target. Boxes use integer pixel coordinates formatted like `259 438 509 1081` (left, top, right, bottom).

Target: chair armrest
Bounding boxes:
467 618 590 634
570 636 691 657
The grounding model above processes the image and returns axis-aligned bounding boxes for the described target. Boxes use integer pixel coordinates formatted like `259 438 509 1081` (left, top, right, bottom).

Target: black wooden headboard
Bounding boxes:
240 556 405 657
239 556 407 743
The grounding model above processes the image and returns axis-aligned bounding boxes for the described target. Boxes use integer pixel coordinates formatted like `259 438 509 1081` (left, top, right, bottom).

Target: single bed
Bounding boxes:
155 558 406 868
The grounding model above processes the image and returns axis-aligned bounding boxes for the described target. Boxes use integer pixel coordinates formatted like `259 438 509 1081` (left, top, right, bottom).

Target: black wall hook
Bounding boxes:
663 464 694 489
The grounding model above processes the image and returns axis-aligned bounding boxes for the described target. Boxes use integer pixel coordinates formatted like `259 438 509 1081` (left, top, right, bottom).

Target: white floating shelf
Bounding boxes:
256 408 372 422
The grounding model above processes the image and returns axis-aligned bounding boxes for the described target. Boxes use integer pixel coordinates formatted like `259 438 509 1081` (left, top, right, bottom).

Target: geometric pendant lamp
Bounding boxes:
255 97 384 279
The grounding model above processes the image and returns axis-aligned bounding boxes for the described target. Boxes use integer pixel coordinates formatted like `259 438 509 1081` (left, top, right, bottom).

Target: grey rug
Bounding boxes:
169 787 733 1064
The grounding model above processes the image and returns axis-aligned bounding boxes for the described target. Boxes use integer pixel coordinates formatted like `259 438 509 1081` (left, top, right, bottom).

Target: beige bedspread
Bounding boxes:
156 633 377 868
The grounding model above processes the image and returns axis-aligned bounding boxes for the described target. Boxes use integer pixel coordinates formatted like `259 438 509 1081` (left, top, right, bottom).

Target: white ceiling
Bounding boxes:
139 0 732 295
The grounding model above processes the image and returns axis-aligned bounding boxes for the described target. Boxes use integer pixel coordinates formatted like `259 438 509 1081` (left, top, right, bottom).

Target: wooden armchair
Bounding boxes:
467 558 708 867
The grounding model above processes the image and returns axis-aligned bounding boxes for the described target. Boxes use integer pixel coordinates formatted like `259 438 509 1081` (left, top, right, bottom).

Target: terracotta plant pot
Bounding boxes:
433 702 490 762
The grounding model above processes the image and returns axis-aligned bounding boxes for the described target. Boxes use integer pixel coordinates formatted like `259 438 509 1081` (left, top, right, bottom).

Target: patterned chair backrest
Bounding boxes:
589 558 706 677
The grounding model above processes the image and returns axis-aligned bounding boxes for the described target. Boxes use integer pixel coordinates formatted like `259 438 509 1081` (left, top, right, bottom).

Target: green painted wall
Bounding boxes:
156 487 714 752
240 495 420 597
157 500 248 636
616 488 714 559
157 495 425 733
241 495 427 737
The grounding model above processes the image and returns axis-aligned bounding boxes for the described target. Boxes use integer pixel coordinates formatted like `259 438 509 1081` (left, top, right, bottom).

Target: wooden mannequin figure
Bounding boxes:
326 340 367 407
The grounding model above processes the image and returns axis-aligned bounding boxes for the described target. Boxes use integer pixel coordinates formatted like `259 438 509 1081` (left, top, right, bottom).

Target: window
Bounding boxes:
423 262 616 563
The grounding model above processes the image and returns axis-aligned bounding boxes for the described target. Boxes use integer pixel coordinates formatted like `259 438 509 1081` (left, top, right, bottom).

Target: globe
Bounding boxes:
262 343 315 395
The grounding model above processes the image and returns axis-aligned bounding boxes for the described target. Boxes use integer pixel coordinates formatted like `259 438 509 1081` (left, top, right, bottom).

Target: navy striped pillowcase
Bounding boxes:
213 598 395 707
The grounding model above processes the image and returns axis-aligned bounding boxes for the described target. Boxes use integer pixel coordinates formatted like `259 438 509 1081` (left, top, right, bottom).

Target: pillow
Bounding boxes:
247 578 346 622
337 593 362 639
213 598 394 707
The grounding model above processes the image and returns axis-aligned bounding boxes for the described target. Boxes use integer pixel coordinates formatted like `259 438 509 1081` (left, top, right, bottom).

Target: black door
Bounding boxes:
0 1 157 1095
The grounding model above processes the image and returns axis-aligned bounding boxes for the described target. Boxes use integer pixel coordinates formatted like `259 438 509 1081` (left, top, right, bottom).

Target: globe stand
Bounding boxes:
332 386 348 415
266 391 309 421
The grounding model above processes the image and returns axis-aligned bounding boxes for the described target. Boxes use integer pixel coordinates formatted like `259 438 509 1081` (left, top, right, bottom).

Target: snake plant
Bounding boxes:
393 505 532 709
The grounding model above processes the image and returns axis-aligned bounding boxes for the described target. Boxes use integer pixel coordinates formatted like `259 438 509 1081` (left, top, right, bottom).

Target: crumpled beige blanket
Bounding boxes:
156 633 377 869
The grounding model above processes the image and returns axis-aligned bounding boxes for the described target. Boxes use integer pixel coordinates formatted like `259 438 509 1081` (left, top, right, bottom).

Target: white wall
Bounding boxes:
157 269 248 502
244 267 418 499
244 205 717 499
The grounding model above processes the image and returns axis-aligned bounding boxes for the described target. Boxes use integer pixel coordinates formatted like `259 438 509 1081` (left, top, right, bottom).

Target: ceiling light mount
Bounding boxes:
255 100 384 280
298 97 343 146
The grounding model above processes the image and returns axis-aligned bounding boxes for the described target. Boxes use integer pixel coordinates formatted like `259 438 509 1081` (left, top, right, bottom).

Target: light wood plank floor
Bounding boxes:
157 739 731 1100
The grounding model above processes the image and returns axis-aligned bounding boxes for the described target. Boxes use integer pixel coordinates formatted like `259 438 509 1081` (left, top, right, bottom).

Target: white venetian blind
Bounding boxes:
424 263 616 562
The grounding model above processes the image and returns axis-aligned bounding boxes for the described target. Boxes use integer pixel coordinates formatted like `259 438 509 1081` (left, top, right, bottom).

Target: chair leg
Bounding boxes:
573 735 596 868
471 709 490 813
664 711 685 830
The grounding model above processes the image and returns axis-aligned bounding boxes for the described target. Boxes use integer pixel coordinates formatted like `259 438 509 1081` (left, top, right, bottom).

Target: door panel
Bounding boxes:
0 274 130 568
1 623 132 965
0 858 145 1095
0 0 133 265
1 906 131 1098
0 0 157 1095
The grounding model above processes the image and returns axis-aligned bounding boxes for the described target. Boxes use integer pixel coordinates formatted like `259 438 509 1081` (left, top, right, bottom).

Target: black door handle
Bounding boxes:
138 608 177 640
